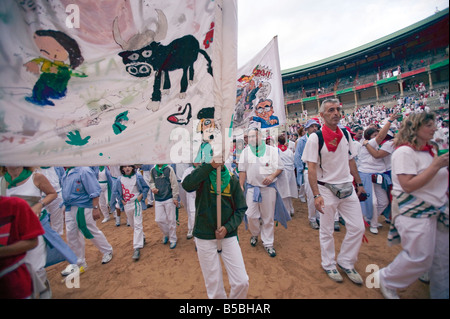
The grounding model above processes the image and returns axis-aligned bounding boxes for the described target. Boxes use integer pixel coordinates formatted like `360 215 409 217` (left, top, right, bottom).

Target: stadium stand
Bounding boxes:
282 7 449 121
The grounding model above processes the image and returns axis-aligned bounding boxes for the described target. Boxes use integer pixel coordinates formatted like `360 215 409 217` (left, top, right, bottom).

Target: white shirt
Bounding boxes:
301 130 355 184
392 146 449 207
359 138 387 173
357 138 378 173
98 169 107 183
288 140 296 153
239 144 284 187
380 140 395 171
352 140 363 165
121 175 139 209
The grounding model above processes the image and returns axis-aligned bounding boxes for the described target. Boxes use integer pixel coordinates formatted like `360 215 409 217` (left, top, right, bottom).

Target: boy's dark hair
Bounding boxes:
35 30 84 69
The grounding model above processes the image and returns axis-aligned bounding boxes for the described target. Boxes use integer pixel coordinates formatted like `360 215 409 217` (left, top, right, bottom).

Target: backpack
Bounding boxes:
314 127 351 169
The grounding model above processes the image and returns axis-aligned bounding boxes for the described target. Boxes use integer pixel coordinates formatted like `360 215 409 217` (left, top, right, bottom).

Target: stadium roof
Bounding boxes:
282 7 449 77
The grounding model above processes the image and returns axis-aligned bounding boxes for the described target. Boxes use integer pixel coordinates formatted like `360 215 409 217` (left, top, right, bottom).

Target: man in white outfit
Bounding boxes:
239 127 284 257
302 98 366 284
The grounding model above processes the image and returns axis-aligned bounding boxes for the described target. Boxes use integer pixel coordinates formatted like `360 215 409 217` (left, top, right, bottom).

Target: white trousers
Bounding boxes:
65 206 113 266
185 191 196 233
46 194 65 236
155 198 177 243
298 183 306 200
124 202 144 249
99 183 109 219
370 183 389 227
178 181 187 208
24 235 47 294
304 170 319 222
195 236 249 299
282 197 294 216
319 185 365 270
430 225 449 299
245 187 276 248
380 215 437 290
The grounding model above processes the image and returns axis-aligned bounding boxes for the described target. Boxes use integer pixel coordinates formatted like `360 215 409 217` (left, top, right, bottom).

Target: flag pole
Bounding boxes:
216 164 222 253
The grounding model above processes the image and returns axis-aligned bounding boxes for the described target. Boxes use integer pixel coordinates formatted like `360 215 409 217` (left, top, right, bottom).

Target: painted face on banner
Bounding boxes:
201 118 216 142
255 100 273 122
34 34 69 63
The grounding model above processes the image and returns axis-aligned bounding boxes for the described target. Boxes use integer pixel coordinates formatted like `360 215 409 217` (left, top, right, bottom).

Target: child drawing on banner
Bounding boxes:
194 107 221 164
250 98 279 128
24 30 86 106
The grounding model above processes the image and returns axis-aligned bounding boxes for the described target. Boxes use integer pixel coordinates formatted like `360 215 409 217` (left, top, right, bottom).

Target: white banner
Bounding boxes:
0 0 237 165
232 36 285 132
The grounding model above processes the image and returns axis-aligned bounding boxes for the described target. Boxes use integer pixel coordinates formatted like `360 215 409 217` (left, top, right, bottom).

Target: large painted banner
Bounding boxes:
233 36 285 132
0 0 237 165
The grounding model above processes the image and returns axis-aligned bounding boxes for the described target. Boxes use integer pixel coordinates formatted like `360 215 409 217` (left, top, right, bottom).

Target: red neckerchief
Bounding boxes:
379 135 393 146
322 124 343 152
278 144 287 152
397 143 435 157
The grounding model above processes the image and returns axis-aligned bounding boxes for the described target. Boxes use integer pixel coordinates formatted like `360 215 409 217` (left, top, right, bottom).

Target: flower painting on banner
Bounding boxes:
233 36 285 133
0 0 237 166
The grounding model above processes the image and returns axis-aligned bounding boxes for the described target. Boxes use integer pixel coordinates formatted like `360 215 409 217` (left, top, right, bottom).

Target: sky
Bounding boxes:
237 0 449 71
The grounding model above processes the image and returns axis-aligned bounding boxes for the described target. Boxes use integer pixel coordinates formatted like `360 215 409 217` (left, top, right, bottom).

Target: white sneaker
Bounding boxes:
338 264 363 285
325 268 343 283
61 263 87 276
102 217 110 223
101 252 113 264
369 226 379 234
380 280 400 299
374 270 400 299
419 272 430 284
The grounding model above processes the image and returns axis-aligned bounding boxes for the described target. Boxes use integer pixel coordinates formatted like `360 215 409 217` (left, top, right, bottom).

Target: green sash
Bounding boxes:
76 208 94 239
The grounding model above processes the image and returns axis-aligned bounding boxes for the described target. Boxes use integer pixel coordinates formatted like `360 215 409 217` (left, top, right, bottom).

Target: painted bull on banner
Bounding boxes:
113 9 213 111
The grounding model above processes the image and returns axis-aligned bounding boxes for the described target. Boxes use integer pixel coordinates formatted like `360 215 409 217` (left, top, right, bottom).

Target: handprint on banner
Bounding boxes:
21 115 41 136
66 130 91 146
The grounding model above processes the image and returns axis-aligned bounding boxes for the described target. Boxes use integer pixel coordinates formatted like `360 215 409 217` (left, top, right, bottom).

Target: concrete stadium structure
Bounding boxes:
282 7 449 122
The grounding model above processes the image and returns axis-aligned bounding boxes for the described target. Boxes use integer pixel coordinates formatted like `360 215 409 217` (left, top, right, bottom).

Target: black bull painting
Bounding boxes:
113 9 213 111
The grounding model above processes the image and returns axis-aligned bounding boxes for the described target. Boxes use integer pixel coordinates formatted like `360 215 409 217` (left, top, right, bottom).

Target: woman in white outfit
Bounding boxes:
358 114 397 234
276 134 298 217
378 112 449 299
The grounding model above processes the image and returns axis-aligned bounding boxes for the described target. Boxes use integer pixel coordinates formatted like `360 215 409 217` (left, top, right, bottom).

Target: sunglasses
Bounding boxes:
256 105 272 113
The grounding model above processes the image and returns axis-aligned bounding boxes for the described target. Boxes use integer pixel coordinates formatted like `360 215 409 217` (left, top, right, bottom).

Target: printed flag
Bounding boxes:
0 0 237 165
233 36 285 133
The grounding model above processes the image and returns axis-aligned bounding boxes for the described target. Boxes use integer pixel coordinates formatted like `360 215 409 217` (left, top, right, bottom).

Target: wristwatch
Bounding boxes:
93 205 99 209
314 194 321 199
357 183 364 187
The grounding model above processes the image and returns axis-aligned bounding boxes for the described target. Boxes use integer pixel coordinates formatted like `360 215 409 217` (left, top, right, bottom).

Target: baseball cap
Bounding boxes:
305 119 320 129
